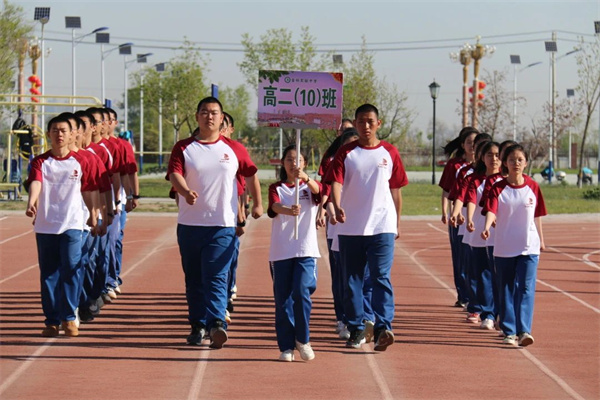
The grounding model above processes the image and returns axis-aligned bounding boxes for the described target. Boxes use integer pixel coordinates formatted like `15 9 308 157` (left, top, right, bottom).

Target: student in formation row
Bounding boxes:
318 127 371 342
168 97 263 350
438 127 479 308
448 132 491 323
26 115 102 337
327 104 408 351
482 144 546 347
268 145 322 362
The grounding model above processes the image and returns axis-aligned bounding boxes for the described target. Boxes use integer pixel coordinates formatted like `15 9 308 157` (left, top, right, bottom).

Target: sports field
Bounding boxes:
0 212 598 400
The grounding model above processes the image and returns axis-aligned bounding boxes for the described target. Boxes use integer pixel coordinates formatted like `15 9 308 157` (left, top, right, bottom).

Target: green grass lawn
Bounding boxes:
2 179 597 215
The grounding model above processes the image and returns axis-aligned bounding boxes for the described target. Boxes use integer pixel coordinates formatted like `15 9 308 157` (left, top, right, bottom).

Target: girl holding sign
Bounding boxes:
268 145 322 362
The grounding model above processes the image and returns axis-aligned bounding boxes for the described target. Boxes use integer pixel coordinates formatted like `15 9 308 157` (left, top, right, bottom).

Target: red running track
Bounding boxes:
0 212 598 399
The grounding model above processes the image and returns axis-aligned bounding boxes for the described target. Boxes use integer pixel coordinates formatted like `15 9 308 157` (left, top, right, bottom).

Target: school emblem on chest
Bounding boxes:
220 153 230 163
69 170 79 181
378 158 388 168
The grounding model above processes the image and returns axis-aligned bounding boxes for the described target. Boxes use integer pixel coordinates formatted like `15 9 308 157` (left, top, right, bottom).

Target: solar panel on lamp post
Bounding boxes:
34 7 50 145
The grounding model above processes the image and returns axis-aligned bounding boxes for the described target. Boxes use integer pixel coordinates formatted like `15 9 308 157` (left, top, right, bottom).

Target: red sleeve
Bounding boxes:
167 138 193 177
449 165 471 201
27 153 48 184
528 178 548 218
267 182 282 218
383 142 408 189
226 137 257 178
95 157 111 193
121 139 138 174
483 180 506 216
327 141 357 185
318 156 332 178
73 152 97 192
113 138 129 174
438 158 463 192
464 176 478 205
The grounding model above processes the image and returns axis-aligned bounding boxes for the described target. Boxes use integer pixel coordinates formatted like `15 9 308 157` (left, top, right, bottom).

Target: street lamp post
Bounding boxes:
101 42 133 104
66 16 108 109
123 52 151 132
450 44 472 128
595 20 600 185
470 37 495 129
510 55 542 141
544 36 558 183
155 62 166 167
566 88 575 169
34 7 50 145
429 80 440 185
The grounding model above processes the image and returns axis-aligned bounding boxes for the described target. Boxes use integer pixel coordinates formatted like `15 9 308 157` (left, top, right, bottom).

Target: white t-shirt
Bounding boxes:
27 150 97 234
268 181 322 262
328 141 408 236
484 175 547 257
168 135 257 227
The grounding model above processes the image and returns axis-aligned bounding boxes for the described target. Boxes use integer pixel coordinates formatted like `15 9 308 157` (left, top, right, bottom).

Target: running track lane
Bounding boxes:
0 212 598 399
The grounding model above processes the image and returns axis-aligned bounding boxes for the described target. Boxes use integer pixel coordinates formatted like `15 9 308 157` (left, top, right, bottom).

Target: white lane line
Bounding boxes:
427 222 448 235
0 216 8 222
519 349 586 400
0 229 33 245
0 263 38 285
547 246 600 270
535 279 600 314
120 230 175 278
582 249 600 268
187 348 211 400
410 227 587 400
365 351 394 400
0 339 57 397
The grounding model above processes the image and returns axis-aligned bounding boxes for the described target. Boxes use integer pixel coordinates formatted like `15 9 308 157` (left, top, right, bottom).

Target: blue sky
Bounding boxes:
15 0 600 135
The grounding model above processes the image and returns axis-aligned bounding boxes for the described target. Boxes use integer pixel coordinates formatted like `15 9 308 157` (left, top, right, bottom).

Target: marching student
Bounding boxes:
438 127 479 308
449 133 492 323
481 144 546 347
464 141 501 330
317 127 359 339
26 115 99 337
329 104 408 351
268 145 321 362
168 96 262 349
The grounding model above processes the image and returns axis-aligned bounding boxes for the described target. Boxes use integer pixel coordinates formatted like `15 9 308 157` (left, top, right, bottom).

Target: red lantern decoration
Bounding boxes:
28 75 37 83
478 81 486 90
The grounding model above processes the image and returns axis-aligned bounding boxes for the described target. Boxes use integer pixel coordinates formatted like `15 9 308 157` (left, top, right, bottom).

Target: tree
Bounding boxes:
130 41 209 146
0 0 33 111
218 85 252 140
574 35 600 186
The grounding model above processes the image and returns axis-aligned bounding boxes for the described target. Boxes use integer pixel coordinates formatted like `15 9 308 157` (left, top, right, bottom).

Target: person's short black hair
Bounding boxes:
223 112 234 127
57 112 82 129
105 107 117 119
355 104 379 119
74 110 93 129
47 115 72 132
196 96 223 113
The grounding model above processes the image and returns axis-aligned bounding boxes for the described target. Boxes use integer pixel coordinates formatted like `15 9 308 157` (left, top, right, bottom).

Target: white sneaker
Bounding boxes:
74 307 80 328
107 288 117 300
335 320 345 334
295 341 315 361
231 285 237 300
480 318 495 330
279 349 294 362
338 325 350 340
225 309 232 324
518 332 534 347
114 285 121 295
503 335 517 345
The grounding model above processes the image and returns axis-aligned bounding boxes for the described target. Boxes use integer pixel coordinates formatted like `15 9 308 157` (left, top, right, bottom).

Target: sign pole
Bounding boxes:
295 128 301 240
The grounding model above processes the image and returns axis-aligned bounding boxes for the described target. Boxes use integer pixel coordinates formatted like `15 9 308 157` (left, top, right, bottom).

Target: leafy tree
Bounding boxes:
573 35 600 186
0 0 33 110
130 41 209 146
218 85 252 140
